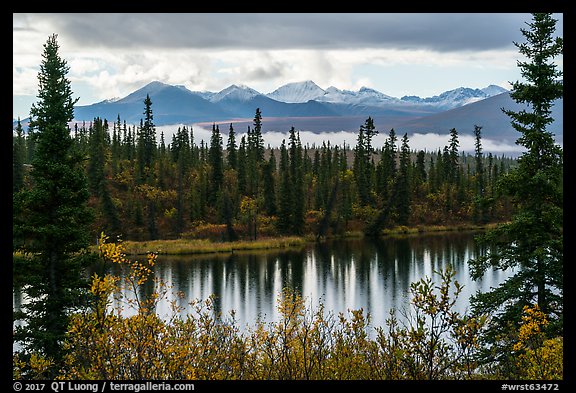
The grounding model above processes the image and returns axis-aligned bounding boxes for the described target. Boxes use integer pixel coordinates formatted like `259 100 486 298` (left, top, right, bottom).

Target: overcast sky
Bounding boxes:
13 13 564 119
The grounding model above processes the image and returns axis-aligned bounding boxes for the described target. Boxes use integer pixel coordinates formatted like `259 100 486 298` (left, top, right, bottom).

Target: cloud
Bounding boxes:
405 133 524 154
13 66 38 96
156 125 525 156
13 13 563 119
16 13 542 52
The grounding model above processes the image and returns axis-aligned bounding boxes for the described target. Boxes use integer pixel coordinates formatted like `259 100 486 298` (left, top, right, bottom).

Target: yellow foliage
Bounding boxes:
62 263 490 380
513 304 547 351
15 245 545 381
513 304 563 380
13 353 54 380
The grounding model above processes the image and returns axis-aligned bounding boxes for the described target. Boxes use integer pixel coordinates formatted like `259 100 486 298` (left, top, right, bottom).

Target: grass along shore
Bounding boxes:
118 223 495 256
121 236 307 256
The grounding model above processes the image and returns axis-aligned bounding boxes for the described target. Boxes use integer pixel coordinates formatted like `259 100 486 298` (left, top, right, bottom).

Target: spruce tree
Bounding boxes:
262 151 277 216
226 123 237 169
111 114 121 175
376 129 397 204
251 108 265 163
396 133 411 225
13 34 93 370
354 118 377 206
237 136 247 196
86 118 121 237
135 96 159 239
208 123 224 204
13 117 26 193
468 13 563 368
137 94 156 184
447 128 460 184
157 130 168 190
473 125 488 224
277 140 291 234
87 118 106 197
289 128 304 234
415 150 426 182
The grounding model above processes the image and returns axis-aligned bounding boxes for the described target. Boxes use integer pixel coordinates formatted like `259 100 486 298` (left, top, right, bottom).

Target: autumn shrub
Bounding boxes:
15 234 496 380
257 215 278 238
13 353 54 380
513 305 563 380
379 267 487 379
351 203 379 223
184 222 228 241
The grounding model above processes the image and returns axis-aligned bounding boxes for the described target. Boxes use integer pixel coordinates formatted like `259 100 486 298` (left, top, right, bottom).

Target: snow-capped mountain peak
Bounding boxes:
97 97 121 104
357 86 396 101
481 84 509 96
400 85 508 109
210 84 262 103
316 85 398 105
316 87 358 104
266 80 325 103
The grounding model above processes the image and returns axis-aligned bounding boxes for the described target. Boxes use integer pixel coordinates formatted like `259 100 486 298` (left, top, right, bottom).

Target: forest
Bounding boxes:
14 107 516 243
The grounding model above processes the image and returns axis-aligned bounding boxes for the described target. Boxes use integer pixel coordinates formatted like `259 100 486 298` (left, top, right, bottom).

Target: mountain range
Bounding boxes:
72 80 509 125
16 80 563 145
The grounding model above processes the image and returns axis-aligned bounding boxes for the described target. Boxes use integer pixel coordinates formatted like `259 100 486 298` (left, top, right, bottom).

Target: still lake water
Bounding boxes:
66 230 514 331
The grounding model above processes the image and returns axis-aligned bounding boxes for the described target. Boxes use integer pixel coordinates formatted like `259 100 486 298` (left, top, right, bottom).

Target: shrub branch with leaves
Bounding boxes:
15 235 514 380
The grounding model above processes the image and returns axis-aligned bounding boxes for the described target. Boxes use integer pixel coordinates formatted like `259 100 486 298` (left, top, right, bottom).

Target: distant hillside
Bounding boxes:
393 92 563 144
197 92 563 148
74 81 234 124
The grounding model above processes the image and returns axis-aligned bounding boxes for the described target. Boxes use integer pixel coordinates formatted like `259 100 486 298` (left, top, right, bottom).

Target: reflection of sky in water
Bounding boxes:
13 232 517 348
86 231 516 332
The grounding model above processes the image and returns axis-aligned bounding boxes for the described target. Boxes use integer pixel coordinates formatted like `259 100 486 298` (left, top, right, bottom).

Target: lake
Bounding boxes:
81 230 514 330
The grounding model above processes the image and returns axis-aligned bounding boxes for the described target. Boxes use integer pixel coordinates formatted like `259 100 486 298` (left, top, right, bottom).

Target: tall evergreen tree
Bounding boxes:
244 109 266 198
447 128 460 184
85 118 121 237
173 127 191 235
353 117 377 206
262 150 277 216
208 123 224 203
13 117 26 193
158 130 172 191
13 34 93 370
87 118 106 197
237 135 248 196
362 116 378 154
396 133 411 225
315 143 329 210
473 125 488 224
277 140 291 234
135 96 159 239
111 114 122 175
415 150 427 183
376 129 397 204
226 123 237 169
469 13 563 370
251 108 265 163
289 128 304 234
137 94 156 184
413 149 427 199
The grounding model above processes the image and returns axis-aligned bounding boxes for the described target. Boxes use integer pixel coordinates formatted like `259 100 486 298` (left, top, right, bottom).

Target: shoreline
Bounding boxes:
119 223 498 256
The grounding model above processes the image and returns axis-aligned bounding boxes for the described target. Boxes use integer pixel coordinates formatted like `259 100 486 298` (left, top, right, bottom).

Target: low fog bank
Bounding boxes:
157 124 531 157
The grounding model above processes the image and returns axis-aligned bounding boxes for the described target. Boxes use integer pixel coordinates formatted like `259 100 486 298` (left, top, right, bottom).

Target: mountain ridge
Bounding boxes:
67 79 509 126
